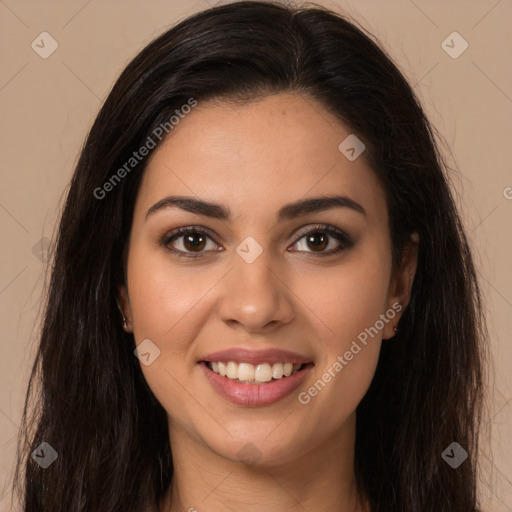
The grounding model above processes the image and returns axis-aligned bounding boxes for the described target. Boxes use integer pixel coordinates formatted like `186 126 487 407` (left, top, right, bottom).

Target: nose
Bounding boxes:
217 246 295 334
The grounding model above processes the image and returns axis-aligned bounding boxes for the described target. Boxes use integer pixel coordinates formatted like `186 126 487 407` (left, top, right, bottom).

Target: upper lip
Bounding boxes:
200 347 313 365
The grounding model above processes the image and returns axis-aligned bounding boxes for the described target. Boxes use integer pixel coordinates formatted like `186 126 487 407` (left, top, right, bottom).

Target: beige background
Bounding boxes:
0 0 511 510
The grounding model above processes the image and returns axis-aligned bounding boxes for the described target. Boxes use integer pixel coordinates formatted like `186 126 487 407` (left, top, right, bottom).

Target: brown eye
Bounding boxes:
304 232 329 252
163 228 221 258
290 225 352 256
181 232 207 252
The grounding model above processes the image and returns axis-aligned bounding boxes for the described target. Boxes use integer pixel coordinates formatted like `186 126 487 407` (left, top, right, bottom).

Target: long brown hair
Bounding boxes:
11 1 488 510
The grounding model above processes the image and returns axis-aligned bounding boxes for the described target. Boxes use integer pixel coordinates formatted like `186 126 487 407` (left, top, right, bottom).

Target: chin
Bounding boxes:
200 428 307 469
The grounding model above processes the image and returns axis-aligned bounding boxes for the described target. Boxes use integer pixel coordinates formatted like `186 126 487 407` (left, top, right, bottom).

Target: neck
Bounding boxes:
159 412 368 512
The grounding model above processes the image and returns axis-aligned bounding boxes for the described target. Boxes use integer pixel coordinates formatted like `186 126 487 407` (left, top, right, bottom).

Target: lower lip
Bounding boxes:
200 362 313 407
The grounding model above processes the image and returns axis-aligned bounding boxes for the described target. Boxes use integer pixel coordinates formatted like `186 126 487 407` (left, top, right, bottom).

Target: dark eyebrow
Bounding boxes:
145 194 366 222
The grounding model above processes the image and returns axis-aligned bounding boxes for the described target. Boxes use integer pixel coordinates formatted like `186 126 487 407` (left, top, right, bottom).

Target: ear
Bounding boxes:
382 232 419 340
116 285 133 332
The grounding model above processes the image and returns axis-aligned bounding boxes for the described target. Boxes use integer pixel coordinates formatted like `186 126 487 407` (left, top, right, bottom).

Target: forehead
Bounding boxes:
134 93 386 224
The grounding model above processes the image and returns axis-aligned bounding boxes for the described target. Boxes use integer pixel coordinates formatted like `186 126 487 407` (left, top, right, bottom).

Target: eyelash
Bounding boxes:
160 224 353 259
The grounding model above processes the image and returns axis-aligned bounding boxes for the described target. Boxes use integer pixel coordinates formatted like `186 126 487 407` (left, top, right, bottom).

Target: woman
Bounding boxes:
12 1 488 511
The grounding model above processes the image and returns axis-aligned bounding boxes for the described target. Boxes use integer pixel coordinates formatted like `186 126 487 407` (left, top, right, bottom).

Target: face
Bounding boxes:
119 93 417 467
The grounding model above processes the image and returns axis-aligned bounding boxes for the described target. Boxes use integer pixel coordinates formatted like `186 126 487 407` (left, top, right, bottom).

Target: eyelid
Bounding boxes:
292 223 347 241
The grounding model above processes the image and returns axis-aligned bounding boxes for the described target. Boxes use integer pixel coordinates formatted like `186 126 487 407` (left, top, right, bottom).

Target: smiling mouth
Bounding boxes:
202 361 313 384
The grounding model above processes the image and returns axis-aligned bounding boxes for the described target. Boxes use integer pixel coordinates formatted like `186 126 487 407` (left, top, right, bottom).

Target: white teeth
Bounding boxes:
226 361 238 379
255 363 273 382
237 362 255 381
208 361 305 382
217 361 227 377
272 362 284 379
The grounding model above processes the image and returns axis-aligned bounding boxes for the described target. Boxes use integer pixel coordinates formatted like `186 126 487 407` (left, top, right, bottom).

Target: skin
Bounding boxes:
118 93 418 512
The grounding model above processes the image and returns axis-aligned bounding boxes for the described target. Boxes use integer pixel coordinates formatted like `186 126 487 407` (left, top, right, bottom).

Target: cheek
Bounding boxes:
126 245 215 423
125 245 207 392
126 243 217 343
297 246 391 351
293 243 390 422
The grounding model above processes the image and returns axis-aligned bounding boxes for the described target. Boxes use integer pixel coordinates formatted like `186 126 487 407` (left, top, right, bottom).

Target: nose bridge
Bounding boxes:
218 237 294 331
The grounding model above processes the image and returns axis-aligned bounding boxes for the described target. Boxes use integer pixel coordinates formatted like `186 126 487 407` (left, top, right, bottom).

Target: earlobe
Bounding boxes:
383 232 419 339
116 285 133 332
